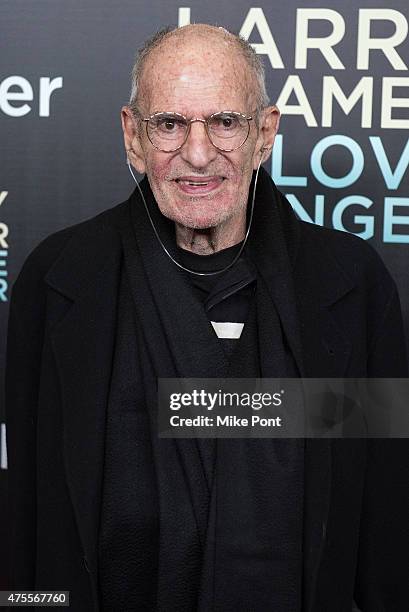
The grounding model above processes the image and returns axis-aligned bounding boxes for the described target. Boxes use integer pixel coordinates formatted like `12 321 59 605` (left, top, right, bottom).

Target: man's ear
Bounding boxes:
121 106 146 174
252 105 280 170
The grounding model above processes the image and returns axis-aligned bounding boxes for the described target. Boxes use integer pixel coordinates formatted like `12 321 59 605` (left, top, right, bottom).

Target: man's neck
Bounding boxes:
175 218 246 255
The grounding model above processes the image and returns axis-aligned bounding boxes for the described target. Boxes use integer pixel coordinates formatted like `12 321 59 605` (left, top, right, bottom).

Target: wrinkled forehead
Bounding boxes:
138 36 255 114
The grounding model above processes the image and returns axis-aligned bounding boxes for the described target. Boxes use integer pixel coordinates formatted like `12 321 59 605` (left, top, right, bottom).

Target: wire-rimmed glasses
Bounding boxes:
141 110 253 152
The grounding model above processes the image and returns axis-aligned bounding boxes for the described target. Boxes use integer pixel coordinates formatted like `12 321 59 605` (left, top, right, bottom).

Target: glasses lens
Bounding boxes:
207 112 250 150
147 113 187 151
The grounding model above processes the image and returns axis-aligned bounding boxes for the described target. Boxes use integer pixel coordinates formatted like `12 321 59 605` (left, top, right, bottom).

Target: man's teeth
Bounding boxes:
178 179 210 186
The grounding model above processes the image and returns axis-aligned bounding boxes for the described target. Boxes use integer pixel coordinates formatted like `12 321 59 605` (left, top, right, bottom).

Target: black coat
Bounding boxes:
6 180 409 612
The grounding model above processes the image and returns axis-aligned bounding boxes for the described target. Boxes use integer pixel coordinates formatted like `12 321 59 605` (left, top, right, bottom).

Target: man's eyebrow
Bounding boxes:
147 109 246 118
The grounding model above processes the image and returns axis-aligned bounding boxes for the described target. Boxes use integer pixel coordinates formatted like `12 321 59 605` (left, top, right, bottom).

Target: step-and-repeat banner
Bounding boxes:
1 0 408 584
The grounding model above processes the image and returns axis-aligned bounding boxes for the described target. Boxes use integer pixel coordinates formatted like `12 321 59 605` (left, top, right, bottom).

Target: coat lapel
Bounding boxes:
290 208 356 612
45 219 123 609
295 252 354 379
250 172 358 611
252 172 355 380
295 249 355 611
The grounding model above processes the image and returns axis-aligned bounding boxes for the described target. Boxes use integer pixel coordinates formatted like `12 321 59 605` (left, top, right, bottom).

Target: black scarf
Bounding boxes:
99 168 305 611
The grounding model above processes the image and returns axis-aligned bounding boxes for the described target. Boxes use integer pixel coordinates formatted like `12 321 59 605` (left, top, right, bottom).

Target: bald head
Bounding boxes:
129 24 269 116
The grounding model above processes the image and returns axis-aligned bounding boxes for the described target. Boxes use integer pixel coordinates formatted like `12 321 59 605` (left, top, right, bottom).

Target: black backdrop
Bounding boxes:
1 0 409 586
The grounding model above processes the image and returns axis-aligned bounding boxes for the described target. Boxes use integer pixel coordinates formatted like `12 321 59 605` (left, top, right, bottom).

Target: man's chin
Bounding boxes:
159 207 228 230
176 219 221 232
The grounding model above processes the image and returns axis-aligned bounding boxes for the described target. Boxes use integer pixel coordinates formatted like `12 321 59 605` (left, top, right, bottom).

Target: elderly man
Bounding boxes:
6 23 409 612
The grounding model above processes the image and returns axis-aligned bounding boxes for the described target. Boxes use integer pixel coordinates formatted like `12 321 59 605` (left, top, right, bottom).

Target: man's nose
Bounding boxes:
179 120 218 168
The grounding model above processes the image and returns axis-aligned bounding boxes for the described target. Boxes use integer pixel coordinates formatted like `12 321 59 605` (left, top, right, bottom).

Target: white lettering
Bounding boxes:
39 77 63 117
322 76 373 128
178 7 191 27
357 9 408 70
276 75 318 126
0 225 9 249
295 9 345 69
251 416 282 427
240 8 284 69
0 76 33 117
0 76 63 117
381 77 409 129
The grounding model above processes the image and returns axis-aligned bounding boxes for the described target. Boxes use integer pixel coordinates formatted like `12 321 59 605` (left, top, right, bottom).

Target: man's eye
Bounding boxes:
164 120 176 131
155 117 184 132
211 114 239 131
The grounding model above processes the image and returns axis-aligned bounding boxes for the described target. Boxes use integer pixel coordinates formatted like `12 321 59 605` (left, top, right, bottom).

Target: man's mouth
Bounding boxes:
175 175 225 194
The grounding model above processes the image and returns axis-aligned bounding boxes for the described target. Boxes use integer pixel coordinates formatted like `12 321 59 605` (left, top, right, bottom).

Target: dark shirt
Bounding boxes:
177 243 257 357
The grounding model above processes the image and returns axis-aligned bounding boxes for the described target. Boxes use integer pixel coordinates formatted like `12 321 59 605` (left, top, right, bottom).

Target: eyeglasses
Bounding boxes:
141 111 253 152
